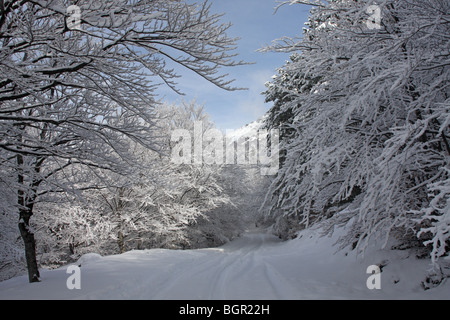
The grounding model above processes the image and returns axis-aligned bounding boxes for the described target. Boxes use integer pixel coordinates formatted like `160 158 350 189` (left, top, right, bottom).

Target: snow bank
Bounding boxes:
76 253 103 266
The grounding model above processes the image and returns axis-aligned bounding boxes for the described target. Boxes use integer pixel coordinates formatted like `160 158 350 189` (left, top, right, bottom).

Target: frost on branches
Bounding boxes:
0 0 245 282
262 0 450 267
0 101 253 280
416 168 450 264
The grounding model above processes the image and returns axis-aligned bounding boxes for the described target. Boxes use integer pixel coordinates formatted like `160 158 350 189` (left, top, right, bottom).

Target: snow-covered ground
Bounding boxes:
0 227 449 300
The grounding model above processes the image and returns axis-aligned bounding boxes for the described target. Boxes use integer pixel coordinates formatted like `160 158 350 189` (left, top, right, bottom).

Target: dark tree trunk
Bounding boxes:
18 209 40 283
117 230 125 254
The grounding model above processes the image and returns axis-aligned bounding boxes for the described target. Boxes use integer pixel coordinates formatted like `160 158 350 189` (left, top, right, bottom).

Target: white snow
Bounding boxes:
76 253 103 266
0 227 449 300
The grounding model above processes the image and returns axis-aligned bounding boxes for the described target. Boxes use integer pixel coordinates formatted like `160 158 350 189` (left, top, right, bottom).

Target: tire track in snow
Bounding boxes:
208 232 290 299
261 261 303 299
150 249 225 299
207 240 262 299
150 231 298 299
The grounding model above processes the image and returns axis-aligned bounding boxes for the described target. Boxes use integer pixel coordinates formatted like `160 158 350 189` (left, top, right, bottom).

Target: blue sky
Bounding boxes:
161 0 311 130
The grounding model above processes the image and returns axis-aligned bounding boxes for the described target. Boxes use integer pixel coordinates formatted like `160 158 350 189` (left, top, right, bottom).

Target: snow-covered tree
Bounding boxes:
262 0 449 265
416 168 450 264
34 199 112 265
0 180 26 281
0 0 245 282
35 100 234 255
151 101 234 249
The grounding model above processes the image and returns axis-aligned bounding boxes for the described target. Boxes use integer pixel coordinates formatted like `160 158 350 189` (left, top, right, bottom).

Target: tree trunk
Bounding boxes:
18 209 40 283
117 230 125 254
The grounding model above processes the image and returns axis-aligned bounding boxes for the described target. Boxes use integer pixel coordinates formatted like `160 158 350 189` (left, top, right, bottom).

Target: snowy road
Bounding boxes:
151 231 300 299
0 229 449 299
